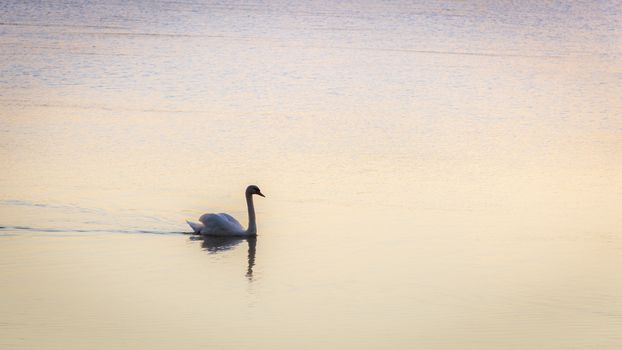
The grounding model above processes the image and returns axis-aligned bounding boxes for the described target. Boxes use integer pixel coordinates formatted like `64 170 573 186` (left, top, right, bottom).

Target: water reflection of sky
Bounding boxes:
0 1 621 349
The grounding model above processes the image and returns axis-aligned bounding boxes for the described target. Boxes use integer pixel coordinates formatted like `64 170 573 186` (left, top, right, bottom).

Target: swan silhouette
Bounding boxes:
187 185 265 236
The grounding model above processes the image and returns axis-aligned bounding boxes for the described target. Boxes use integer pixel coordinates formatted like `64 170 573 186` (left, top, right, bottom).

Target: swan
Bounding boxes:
186 185 265 236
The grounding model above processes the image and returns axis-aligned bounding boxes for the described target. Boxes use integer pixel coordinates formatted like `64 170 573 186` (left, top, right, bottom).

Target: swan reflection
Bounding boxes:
189 235 257 280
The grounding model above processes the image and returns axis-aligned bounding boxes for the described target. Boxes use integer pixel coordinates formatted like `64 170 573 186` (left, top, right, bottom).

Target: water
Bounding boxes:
1 1 621 349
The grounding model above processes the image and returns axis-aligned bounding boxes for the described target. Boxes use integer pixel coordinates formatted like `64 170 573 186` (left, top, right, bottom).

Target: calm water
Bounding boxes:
1 1 621 349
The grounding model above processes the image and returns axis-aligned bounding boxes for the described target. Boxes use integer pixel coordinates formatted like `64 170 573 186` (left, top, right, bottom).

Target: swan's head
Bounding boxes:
246 185 265 198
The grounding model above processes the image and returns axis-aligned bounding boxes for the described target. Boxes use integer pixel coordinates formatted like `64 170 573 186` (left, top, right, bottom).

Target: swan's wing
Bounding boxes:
200 213 241 227
218 213 241 225
199 213 214 224
199 213 244 235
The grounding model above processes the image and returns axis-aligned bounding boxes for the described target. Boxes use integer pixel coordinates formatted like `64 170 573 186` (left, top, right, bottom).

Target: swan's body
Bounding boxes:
187 185 265 236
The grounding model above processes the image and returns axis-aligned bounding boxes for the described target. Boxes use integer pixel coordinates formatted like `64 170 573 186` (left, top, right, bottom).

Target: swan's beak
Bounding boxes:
258 192 265 198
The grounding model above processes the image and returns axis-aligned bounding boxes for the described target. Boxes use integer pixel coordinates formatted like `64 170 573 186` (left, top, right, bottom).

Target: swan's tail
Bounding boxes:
186 220 204 234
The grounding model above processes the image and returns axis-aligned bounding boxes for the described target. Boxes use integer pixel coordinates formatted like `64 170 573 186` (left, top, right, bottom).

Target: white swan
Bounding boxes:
186 185 265 236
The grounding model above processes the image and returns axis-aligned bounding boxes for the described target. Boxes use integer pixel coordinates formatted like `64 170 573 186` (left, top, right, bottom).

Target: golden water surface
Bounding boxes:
1 1 621 349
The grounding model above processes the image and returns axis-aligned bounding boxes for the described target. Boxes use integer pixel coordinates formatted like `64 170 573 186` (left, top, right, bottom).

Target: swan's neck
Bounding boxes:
245 193 257 235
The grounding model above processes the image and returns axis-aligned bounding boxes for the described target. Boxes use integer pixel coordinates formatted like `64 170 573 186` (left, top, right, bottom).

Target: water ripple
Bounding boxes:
0 225 187 235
